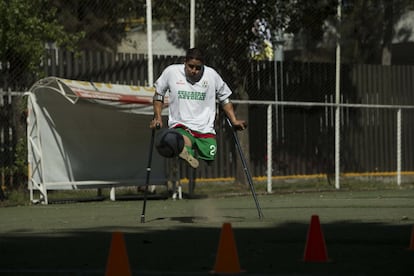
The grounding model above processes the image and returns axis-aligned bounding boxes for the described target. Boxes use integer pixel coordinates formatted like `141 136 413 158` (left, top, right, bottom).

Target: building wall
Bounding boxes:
118 28 185 56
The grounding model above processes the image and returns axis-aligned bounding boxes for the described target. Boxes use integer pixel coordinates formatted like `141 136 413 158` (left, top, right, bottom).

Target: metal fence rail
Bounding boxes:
230 99 414 192
3 56 414 191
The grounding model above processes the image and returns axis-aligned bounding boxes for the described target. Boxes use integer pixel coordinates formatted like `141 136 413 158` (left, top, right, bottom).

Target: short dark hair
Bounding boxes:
185 48 205 63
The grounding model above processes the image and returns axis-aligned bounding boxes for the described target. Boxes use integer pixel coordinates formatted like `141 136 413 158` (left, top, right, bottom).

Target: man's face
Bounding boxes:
185 58 204 83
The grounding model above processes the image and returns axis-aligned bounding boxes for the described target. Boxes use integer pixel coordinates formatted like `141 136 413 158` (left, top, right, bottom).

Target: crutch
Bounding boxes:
226 117 264 219
140 123 160 223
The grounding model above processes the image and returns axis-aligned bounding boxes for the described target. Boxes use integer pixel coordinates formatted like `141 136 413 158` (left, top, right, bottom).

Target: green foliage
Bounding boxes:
340 0 412 64
14 138 27 177
51 0 146 51
157 0 413 66
155 0 338 85
0 0 84 86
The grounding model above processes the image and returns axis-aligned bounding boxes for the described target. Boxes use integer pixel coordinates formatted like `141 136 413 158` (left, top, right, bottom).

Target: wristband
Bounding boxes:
220 98 230 106
153 93 164 103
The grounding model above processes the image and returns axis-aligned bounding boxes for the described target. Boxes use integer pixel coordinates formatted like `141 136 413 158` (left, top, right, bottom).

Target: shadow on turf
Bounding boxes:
1 222 413 275
147 215 246 224
47 191 208 204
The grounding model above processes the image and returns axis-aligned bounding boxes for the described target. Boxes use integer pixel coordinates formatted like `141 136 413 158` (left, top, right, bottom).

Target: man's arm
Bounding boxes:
222 101 247 131
150 93 164 128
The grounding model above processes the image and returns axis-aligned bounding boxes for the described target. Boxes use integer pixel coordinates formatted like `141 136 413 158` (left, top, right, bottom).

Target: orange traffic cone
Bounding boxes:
106 231 132 276
409 225 414 250
211 222 244 274
303 215 329 262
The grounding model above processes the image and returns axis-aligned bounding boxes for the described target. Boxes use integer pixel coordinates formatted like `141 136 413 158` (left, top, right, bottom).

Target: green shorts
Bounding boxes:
174 127 217 161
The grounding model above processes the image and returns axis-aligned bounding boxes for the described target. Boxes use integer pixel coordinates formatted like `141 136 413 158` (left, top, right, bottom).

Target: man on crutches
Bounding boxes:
149 47 246 166
141 47 260 223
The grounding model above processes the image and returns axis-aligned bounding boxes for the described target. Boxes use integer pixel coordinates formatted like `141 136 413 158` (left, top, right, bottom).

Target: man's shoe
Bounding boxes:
179 147 199 168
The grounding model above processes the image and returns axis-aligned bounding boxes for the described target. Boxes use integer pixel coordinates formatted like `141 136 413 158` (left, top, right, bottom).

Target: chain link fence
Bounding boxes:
2 0 414 195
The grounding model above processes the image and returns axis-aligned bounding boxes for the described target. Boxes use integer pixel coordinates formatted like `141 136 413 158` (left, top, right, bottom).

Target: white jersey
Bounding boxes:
154 64 232 134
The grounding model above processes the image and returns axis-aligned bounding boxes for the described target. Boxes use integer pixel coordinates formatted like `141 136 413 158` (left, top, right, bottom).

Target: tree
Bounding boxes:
325 0 413 64
155 0 338 82
51 0 147 51
0 0 85 190
0 0 84 89
284 0 338 61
